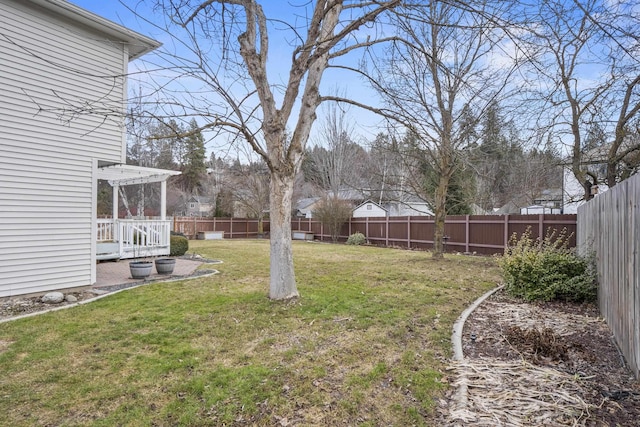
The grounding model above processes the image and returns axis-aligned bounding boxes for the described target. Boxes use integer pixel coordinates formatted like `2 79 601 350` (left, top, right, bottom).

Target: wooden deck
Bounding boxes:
97 219 171 259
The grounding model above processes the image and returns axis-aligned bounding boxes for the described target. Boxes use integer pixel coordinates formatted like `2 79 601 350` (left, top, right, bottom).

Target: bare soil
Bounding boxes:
452 289 640 426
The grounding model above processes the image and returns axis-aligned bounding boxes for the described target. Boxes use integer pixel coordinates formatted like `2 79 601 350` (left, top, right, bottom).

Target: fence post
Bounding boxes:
407 216 411 248
539 214 544 242
366 217 369 240
465 215 470 253
193 216 197 239
503 214 509 248
230 217 233 239
385 216 389 247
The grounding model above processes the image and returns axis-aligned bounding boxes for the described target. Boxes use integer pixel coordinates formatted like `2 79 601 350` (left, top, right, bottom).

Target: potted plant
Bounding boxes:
129 229 153 279
129 260 153 279
155 257 176 275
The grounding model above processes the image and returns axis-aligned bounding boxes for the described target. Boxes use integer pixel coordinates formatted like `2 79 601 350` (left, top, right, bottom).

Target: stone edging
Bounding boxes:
0 269 220 324
450 284 505 423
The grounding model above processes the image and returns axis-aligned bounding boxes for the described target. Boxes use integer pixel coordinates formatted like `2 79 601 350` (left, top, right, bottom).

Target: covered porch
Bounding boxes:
96 164 181 260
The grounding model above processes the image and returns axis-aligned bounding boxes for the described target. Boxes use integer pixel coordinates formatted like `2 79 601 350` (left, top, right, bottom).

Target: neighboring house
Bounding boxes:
352 200 388 218
520 188 563 214
494 200 527 215
297 193 436 218
185 196 213 217
294 190 368 219
520 205 562 214
559 142 640 213
562 164 607 214
383 199 434 217
0 0 176 297
295 197 321 218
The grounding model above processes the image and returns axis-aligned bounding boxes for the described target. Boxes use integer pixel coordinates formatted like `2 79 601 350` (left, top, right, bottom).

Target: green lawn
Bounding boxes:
0 240 501 426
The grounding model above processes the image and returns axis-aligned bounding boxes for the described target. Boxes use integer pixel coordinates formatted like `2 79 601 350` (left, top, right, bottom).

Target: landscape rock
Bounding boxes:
65 294 78 303
41 292 64 304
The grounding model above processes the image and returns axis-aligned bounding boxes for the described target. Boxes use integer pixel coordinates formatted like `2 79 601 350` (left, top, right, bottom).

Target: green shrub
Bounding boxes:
498 228 597 302
170 235 189 256
346 232 367 246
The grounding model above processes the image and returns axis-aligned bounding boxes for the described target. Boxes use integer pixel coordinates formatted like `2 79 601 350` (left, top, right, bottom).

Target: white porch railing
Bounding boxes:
97 218 115 241
97 219 171 259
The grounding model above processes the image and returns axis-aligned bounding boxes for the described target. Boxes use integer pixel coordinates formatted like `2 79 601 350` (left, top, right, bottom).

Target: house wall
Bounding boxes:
352 202 387 218
562 165 609 214
386 202 433 217
0 0 127 296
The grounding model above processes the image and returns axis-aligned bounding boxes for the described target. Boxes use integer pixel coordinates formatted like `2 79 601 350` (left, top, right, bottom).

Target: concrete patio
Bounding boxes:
95 258 204 288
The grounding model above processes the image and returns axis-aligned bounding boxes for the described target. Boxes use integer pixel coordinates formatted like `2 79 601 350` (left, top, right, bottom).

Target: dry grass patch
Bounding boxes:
0 240 500 426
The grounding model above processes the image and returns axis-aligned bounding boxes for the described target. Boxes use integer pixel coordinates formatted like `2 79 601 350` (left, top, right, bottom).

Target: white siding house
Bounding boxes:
0 0 163 297
352 200 388 218
562 165 609 214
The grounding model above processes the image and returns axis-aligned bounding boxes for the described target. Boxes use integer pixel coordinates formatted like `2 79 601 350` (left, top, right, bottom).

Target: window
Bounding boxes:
190 203 196 208
367 204 372 210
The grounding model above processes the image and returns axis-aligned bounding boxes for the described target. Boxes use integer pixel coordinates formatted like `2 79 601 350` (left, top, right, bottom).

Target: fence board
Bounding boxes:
577 174 640 378
175 214 576 255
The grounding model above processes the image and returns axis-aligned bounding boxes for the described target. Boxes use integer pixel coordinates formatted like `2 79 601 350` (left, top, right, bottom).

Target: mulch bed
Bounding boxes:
445 289 640 426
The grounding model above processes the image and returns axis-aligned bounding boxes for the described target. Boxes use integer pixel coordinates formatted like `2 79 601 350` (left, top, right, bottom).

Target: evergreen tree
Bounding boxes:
181 119 207 194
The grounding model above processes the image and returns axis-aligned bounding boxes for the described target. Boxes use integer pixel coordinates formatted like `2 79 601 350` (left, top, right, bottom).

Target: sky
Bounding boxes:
69 0 387 158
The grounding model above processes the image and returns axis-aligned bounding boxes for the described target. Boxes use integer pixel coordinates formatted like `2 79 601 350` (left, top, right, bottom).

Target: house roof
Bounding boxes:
33 0 161 60
188 196 212 204
296 197 320 211
353 200 388 212
98 164 181 186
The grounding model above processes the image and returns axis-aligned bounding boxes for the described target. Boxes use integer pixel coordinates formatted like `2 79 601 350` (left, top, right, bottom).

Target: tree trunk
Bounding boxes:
268 172 299 300
432 173 448 259
257 215 264 236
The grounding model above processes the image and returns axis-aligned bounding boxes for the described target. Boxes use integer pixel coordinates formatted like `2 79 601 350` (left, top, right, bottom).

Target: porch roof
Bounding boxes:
98 164 181 186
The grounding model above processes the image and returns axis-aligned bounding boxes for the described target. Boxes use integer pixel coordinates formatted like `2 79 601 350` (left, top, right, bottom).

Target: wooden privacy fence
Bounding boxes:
173 217 265 239
174 214 577 255
577 175 640 378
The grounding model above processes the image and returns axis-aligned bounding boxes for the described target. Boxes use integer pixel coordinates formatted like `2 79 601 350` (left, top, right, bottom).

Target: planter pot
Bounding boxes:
155 258 176 275
129 261 153 279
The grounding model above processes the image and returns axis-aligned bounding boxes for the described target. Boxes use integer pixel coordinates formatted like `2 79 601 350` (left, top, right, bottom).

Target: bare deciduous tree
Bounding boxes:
305 105 365 195
228 161 270 236
521 0 640 200
368 1 514 258
312 196 353 242
143 0 400 299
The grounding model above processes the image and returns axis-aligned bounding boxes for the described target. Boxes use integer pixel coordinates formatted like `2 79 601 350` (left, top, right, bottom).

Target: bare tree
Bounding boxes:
520 0 640 200
305 105 365 195
229 161 270 236
368 1 514 258
142 1 400 299
312 196 353 242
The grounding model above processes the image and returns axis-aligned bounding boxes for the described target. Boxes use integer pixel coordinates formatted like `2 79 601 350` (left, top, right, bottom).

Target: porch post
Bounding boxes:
160 180 167 221
112 184 119 241
112 184 119 220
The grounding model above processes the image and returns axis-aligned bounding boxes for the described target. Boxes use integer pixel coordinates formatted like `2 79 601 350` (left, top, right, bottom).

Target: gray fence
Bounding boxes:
577 174 640 378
